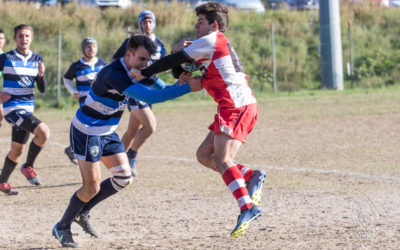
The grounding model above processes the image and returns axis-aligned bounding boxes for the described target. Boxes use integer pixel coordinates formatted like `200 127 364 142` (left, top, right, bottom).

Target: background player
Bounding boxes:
0 24 49 195
63 37 107 165
52 34 201 248
113 10 169 176
130 2 267 238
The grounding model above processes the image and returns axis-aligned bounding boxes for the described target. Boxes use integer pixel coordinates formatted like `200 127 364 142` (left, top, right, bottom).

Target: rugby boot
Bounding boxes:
74 214 99 238
64 146 78 165
231 205 262 239
20 164 41 186
129 158 138 177
0 183 19 195
52 223 80 248
247 170 267 206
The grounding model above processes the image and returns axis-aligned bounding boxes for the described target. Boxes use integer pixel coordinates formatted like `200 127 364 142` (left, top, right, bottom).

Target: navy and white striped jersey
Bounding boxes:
0 49 43 115
64 57 107 103
72 58 190 136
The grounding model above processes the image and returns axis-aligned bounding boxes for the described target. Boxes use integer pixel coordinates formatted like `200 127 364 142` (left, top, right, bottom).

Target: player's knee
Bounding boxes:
83 183 101 200
196 147 208 163
35 123 50 142
110 164 133 190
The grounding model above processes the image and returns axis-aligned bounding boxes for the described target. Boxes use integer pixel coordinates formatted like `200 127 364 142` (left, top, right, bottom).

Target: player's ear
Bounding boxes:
212 21 219 31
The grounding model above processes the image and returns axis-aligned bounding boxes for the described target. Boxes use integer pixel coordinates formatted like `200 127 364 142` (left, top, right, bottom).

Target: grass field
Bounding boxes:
0 88 399 249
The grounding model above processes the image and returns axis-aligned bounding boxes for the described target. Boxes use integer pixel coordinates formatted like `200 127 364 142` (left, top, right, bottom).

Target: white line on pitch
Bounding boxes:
1 139 398 183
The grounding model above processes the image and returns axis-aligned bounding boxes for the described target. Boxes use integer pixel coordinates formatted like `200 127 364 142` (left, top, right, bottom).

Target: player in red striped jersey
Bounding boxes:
131 2 267 238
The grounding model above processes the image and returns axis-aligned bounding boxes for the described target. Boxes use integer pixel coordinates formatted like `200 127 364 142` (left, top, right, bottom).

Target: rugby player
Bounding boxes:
113 10 169 177
63 37 107 165
0 24 49 195
130 2 267 238
52 34 201 248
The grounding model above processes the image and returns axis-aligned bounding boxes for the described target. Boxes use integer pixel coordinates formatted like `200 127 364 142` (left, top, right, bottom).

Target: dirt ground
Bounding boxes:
0 90 399 249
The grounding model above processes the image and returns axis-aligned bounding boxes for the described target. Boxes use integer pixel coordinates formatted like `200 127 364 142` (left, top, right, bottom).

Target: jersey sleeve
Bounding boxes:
183 36 213 62
0 54 5 71
64 63 76 80
123 81 190 104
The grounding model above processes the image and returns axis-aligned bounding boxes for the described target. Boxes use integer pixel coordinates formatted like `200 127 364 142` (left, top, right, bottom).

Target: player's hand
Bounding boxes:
178 71 192 86
38 60 45 77
188 75 203 92
172 39 192 53
0 92 11 103
73 92 80 100
130 68 144 81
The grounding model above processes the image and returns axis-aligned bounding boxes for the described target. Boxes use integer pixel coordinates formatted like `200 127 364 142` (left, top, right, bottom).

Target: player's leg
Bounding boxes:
53 160 101 248
15 114 49 185
213 133 262 238
121 111 142 151
53 125 102 247
196 131 217 170
127 106 156 176
74 132 132 237
0 127 28 195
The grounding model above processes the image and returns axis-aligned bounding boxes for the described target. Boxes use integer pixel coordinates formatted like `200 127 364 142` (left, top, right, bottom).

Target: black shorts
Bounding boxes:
127 98 151 112
5 109 42 144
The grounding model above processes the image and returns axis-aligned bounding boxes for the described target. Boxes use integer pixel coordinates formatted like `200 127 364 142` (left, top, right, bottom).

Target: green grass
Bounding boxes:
0 0 399 109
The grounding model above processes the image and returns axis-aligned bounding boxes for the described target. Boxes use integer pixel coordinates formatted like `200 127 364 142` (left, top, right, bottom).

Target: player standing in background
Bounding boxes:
63 37 107 165
0 24 49 195
113 10 168 176
52 34 201 248
130 2 267 238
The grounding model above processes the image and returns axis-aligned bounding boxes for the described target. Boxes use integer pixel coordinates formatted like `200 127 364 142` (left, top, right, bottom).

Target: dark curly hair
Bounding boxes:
126 33 157 55
195 2 229 33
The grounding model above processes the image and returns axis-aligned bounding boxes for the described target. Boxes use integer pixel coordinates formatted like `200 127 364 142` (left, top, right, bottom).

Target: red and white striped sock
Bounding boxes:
222 166 253 210
236 164 253 183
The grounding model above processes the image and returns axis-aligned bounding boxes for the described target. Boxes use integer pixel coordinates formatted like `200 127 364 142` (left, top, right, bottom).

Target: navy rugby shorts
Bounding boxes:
70 124 125 162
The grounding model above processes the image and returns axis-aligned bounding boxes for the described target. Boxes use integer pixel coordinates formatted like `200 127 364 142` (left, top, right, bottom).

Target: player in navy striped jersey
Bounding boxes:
52 34 201 248
0 24 49 195
63 37 107 165
113 10 169 177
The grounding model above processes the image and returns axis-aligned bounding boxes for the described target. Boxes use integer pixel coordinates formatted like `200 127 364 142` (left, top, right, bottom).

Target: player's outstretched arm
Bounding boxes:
123 81 192 104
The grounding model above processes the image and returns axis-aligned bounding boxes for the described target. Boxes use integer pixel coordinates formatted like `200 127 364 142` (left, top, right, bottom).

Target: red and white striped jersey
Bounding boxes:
183 31 256 108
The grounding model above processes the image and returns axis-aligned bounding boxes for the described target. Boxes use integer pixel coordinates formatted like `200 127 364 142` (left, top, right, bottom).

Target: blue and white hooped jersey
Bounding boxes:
64 57 107 98
72 58 134 136
0 49 43 115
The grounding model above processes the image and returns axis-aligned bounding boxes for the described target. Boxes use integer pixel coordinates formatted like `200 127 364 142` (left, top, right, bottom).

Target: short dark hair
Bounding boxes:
0 29 4 34
195 2 229 32
14 24 33 38
126 33 157 55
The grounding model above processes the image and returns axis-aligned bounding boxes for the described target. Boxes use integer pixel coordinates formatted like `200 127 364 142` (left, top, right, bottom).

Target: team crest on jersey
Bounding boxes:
18 76 32 88
90 146 100 157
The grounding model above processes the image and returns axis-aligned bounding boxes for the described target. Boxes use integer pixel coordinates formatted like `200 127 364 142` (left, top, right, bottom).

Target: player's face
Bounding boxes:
84 43 97 58
14 28 33 52
141 19 154 36
125 46 151 70
0 33 5 50
195 14 214 39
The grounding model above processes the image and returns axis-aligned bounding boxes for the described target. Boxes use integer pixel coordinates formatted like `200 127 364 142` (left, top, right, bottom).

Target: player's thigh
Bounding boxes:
127 111 142 132
32 122 50 139
214 133 242 162
101 152 129 170
78 160 102 185
131 107 156 129
197 131 215 156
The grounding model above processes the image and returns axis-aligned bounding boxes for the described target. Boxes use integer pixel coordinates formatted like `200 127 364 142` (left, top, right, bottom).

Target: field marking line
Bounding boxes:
0 139 398 183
